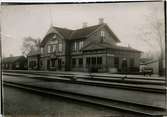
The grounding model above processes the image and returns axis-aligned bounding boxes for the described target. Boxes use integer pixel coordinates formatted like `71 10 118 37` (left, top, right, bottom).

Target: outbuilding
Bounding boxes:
2 56 27 70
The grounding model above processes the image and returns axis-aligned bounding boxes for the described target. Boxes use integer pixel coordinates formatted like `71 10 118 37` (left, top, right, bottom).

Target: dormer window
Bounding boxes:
79 41 84 50
100 31 105 37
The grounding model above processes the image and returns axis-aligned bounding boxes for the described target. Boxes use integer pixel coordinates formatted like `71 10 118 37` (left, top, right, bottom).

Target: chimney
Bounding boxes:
98 18 104 24
82 22 87 28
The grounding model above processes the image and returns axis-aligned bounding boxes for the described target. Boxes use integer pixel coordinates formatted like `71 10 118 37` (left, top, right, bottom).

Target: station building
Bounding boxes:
28 19 141 73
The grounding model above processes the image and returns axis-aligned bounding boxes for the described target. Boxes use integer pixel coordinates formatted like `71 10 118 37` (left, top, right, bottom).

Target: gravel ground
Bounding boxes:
3 86 144 117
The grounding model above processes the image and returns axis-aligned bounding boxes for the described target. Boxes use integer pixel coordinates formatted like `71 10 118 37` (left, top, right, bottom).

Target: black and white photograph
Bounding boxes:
1 1 166 117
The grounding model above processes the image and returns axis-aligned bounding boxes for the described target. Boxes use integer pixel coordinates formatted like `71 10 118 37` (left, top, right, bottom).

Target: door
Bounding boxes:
122 59 127 73
58 59 62 70
47 60 50 70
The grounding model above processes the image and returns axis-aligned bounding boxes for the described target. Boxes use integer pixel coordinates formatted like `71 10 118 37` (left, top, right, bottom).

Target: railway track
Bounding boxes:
3 70 165 81
3 81 166 117
3 72 166 93
3 70 166 85
2 71 167 116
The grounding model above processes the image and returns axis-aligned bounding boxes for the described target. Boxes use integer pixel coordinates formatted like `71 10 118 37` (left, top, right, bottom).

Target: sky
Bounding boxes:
1 2 165 57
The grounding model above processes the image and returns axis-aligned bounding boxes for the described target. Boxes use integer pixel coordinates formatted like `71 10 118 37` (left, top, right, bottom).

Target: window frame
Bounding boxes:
86 57 90 66
79 58 83 67
79 40 84 50
100 30 105 37
97 57 102 65
58 43 63 52
72 58 76 67
47 45 51 53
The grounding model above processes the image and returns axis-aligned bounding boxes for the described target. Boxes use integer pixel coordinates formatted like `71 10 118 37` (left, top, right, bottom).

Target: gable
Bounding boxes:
41 27 73 47
41 32 64 47
87 24 120 43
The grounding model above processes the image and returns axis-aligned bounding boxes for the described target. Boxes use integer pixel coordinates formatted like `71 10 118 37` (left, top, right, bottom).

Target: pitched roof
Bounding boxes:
41 23 120 47
82 42 141 53
53 27 73 39
70 24 102 40
3 56 26 63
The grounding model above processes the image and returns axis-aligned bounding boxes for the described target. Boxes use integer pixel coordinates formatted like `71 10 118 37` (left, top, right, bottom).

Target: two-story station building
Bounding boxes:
28 19 141 73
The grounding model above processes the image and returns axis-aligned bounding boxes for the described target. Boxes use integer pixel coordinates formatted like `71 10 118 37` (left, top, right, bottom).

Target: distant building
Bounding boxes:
140 58 165 75
2 56 27 70
28 19 141 73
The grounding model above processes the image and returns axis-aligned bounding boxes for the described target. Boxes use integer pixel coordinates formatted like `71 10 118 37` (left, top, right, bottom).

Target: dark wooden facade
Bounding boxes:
28 20 141 73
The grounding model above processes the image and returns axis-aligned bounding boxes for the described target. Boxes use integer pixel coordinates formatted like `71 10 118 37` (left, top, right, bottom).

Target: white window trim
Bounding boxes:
100 31 105 37
58 43 62 52
53 44 57 52
79 41 84 50
41 48 43 54
48 45 51 53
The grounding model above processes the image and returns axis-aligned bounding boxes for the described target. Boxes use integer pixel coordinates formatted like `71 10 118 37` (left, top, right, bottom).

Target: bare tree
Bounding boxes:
21 37 41 56
139 7 165 76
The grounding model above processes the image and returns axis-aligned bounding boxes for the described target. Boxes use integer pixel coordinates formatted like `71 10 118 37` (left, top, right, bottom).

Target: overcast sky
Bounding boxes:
1 2 165 57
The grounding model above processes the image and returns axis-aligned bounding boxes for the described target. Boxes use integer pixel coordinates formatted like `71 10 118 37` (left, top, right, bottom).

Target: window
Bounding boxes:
33 61 37 67
100 31 105 37
71 43 74 51
48 45 51 53
72 58 76 67
74 42 77 51
79 41 84 50
51 59 56 67
92 57 96 65
86 57 90 65
53 45 56 52
41 48 43 54
72 42 77 51
97 57 102 64
79 58 83 67
130 58 135 67
114 57 119 68
72 41 83 51
58 43 62 52
6 64 8 68
16 63 20 68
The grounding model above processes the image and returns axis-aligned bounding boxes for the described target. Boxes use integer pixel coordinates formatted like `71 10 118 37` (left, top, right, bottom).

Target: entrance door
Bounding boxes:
51 59 57 71
58 59 62 70
122 59 127 73
47 60 50 70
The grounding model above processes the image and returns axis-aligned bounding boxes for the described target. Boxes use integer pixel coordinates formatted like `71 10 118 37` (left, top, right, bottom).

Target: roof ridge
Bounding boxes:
69 24 104 40
74 24 102 31
53 26 74 31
